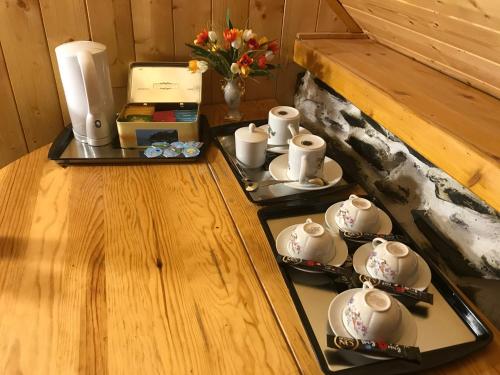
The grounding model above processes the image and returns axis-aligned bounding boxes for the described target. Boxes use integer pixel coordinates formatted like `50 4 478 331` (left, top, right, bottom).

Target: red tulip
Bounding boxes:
267 40 279 53
194 30 209 45
247 38 259 50
238 54 254 66
257 55 267 69
223 28 239 43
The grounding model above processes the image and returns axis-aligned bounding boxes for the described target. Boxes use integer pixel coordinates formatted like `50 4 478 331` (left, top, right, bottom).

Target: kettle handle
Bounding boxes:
77 50 101 130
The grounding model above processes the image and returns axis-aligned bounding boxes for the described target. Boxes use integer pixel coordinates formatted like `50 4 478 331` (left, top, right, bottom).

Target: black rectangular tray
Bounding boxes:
48 115 210 165
211 119 356 205
258 196 491 374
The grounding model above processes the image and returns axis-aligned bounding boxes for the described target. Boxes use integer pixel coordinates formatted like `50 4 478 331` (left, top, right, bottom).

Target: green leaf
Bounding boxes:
226 9 233 29
249 69 271 77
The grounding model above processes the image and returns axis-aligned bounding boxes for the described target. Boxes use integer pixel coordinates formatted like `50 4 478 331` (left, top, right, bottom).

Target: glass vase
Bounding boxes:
222 78 244 121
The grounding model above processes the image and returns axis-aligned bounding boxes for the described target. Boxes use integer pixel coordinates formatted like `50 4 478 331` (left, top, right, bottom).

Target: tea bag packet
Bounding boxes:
175 110 197 122
152 111 176 122
124 104 155 122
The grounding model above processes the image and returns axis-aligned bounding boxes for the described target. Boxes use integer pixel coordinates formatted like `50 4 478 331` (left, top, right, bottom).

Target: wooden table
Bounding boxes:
0 100 498 374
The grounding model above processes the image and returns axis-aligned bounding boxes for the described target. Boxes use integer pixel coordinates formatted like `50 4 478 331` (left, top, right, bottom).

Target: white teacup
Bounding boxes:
268 106 300 145
235 123 268 168
367 238 419 284
334 195 380 233
287 133 326 184
342 283 403 342
288 218 334 264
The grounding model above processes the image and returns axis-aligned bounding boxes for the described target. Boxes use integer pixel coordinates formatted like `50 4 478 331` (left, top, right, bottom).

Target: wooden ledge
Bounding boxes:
294 37 500 211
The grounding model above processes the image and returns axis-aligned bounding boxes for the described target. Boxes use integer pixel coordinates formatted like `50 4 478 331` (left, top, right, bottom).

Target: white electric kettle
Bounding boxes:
55 41 115 146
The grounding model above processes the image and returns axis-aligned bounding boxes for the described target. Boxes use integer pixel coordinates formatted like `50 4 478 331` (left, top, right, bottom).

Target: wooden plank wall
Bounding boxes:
340 0 500 99
0 0 349 168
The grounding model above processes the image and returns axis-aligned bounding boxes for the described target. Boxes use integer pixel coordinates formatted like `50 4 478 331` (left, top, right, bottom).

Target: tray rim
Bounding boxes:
257 196 492 375
211 119 356 205
47 114 210 165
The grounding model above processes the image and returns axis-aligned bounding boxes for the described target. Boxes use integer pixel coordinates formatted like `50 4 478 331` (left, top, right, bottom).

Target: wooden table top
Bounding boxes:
0 99 498 374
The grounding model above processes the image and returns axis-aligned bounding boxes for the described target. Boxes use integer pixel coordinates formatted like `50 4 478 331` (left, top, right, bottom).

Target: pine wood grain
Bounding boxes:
294 38 500 211
316 0 350 32
0 43 27 167
323 0 362 32
0 0 63 150
343 5 500 99
38 0 90 125
277 0 321 105
403 0 500 32
0 135 299 374
131 0 175 61
341 0 500 65
202 100 500 375
244 0 283 101
86 0 136 88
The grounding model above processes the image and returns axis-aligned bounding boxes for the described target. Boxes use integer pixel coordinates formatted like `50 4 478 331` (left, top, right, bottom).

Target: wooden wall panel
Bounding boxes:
0 0 63 151
340 0 500 99
0 0 353 166
39 0 90 125
316 0 350 32
277 0 321 105
244 0 284 101
403 0 500 31
131 0 175 61
0 43 28 166
86 0 136 89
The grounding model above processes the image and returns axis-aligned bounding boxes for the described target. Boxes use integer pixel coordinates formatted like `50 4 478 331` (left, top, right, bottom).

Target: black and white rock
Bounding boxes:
295 72 500 281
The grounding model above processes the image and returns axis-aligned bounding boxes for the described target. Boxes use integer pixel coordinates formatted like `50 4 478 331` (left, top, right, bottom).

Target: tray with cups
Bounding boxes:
211 106 355 204
258 195 491 374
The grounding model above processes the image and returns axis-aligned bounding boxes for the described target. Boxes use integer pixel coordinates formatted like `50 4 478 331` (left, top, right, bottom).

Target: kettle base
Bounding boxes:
74 131 113 147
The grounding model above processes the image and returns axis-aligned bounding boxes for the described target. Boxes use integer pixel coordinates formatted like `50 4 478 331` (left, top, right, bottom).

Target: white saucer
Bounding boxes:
353 242 432 291
328 288 418 347
258 125 311 152
275 224 348 273
324 202 393 234
268 154 343 191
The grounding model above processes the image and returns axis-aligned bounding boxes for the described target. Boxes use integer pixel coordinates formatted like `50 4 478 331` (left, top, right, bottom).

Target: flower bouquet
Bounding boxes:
186 15 279 120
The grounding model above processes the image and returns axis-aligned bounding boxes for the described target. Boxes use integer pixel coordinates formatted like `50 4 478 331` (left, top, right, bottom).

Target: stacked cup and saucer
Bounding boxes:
275 218 348 285
328 281 418 362
325 194 432 292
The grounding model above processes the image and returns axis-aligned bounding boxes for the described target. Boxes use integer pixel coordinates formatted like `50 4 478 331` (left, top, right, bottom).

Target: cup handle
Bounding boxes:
298 154 308 184
372 237 387 247
349 194 358 200
288 123 298 137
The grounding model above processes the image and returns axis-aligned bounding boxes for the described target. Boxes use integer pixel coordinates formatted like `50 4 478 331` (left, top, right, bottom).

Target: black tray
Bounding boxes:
48 115 210 165
211 120 355 205
258 196 491 374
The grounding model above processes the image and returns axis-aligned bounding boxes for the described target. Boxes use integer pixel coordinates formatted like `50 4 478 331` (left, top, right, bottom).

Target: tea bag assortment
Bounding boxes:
121 104 198 123
274 194 433 363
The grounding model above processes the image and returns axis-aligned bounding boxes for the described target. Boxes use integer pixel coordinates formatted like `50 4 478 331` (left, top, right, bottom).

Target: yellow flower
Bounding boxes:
188 60 198 73
188 60 209 73
240 65 250 78
258 36 268 45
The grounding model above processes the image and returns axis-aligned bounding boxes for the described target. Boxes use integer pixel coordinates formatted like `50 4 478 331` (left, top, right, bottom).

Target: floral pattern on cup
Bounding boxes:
288 230 301 256
336 203 355 228
343 296 369 337
366 251 397 282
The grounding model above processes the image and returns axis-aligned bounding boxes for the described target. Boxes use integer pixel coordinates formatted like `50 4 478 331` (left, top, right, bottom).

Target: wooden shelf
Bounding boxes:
294 37 500 211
